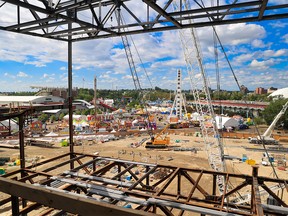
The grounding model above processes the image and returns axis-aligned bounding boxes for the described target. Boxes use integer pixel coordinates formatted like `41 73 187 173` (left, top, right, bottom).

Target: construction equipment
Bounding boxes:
172 1 226 195
115 9 141 91
249 101 288 145
145 124 170 149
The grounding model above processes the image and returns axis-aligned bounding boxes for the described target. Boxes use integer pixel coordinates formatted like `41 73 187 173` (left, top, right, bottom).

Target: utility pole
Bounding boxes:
94 76 97 132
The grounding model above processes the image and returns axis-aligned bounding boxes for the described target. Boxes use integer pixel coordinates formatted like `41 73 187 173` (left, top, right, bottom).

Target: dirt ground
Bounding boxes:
1 132 288 215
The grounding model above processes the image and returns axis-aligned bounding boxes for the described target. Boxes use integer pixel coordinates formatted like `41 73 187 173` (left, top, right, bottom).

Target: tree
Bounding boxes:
38 113 49 123
50 115 56 123
59 113 66 121
262 99 288 129
154 86 162 91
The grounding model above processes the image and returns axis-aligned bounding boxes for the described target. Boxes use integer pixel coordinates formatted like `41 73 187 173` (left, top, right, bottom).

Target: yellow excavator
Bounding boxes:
145 124 170 148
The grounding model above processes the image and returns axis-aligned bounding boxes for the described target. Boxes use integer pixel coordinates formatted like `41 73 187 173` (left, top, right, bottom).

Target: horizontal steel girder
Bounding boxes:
0 0 287 41
0 153 287 215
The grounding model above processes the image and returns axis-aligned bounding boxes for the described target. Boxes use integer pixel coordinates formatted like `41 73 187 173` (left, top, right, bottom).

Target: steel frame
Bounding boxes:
0 0 287 42
0 152 288 215
1 0 288 215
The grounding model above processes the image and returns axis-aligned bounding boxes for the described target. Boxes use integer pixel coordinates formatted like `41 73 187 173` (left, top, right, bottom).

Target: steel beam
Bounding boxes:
1 0 286 41
0 177 154 216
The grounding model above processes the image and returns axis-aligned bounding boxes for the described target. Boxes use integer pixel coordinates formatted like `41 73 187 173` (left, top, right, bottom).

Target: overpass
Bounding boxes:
187 100 269 117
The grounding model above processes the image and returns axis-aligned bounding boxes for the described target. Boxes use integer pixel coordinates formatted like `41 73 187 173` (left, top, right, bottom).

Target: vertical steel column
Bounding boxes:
252 166 264 215
19 114 25 170
68 20 74 169
146 166 149 186
94 76 97 132
11 196 19 215
19 114 27 212
177 172 181 197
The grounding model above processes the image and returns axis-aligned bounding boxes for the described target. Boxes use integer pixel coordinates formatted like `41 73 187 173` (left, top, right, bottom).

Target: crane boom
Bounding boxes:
115 9 141 90
262 101 288 138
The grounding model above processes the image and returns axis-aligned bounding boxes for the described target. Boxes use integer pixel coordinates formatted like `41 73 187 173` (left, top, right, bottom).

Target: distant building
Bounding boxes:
267 87 278 94
0 96 65 106
255 87 267 95
50 88 78 100
31 86 78 100
240 85 249 94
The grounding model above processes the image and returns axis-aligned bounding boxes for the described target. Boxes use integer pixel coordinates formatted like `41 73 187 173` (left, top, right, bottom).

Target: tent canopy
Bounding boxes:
215 116 239 129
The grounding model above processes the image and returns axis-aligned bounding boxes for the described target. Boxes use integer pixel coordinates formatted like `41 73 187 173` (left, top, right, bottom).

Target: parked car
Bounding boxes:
239 124 249 130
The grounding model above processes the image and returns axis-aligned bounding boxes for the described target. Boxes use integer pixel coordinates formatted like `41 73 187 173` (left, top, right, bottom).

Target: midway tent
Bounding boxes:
215 116 239 129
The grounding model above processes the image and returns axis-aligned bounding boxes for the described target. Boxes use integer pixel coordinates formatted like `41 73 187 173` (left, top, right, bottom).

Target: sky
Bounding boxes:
0 1 287 92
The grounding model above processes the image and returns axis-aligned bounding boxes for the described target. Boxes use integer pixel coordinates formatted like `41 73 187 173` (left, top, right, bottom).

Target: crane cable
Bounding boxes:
211 27 279 180
116 10 155 138
129 35 154 90
200 0 282 203
197 0 280 180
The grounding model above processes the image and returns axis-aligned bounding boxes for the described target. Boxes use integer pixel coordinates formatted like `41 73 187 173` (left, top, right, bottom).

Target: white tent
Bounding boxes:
215 116 239 129
0 119 18 131
191 112 202 121
45 131 59 137
63 114 87 121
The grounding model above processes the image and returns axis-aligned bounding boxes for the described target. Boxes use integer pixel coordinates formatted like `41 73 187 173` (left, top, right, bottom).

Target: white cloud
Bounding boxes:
283 34 288 44
251 39 265 48
0 1 287 91
269 21 288 28
250 59 275 70
4 72 16 79
17 71 28 77
274 49 288 57
99 74 110 79
207 23 266 46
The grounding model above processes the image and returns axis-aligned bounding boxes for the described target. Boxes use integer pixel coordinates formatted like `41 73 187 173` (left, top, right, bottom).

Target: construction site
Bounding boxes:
1 1 288 216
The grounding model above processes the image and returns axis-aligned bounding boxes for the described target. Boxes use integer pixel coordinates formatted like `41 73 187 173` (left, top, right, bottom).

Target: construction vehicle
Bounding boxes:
145 124 170 149
249 101 288 145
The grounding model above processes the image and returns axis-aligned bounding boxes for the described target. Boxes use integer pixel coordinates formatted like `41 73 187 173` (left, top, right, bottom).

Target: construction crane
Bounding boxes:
173 0 226 194
145 124 170 149
115 8 141 91
249 100 288 145
173 0 287 206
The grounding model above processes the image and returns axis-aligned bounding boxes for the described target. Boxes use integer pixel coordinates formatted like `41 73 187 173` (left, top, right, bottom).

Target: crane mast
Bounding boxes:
173 0 226 194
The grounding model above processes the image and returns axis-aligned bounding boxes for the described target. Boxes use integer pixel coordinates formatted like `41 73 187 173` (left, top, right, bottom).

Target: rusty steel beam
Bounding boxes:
157 167 181 196
1 154 287 215
0 177 154 216
251 166 264 215
182 170 209 197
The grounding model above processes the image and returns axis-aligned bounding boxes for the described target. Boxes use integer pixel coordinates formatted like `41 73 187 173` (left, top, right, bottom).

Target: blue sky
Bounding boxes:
0 1 287 92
